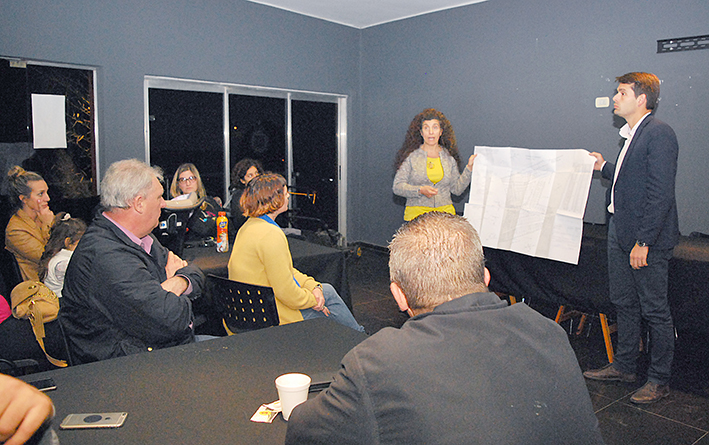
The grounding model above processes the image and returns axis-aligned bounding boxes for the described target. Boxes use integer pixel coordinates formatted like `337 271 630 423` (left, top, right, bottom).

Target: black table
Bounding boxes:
22 318 367 444
183 236 351 309
484 223 709 337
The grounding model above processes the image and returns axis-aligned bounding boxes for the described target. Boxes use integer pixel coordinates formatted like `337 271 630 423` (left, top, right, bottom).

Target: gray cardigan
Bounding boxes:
393 148 473 208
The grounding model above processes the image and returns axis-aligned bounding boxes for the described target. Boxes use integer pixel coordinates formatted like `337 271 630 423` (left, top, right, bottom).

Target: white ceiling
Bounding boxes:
245 0 489 29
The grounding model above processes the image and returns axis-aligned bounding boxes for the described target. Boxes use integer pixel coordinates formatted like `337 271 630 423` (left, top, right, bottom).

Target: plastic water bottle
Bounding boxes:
216 211 229 252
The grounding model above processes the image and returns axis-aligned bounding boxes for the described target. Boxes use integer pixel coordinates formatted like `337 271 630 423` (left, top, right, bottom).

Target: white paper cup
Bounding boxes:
275 373 311 421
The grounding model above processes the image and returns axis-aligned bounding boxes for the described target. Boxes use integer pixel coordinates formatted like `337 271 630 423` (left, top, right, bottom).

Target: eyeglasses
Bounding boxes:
178 176 197 183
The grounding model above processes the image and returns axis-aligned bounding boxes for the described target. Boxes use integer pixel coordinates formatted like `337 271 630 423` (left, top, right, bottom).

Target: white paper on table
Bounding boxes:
31 94 67 149
464 146 595 265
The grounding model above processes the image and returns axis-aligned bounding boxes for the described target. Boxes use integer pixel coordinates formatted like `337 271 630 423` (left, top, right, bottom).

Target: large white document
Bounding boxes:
31 94 67 149
464 146 595 265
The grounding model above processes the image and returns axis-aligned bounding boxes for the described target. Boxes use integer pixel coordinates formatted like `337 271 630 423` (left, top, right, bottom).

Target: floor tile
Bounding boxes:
596 401 706 445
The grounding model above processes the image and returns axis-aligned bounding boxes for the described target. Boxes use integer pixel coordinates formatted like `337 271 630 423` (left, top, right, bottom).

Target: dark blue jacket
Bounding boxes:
61 212 203 364
602 114 679 251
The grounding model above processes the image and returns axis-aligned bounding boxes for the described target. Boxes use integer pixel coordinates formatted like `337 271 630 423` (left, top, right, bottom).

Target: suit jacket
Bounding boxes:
602 114 679 251
286 293 604 445
61 212 204 364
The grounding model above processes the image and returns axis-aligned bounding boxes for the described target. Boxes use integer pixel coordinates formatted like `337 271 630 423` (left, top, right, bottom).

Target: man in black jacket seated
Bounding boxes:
286 212 604 444
61 159 204 364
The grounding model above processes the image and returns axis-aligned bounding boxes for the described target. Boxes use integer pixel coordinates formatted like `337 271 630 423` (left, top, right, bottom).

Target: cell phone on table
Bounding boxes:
309 371 336 393
28 378 57 392
60 412 128 429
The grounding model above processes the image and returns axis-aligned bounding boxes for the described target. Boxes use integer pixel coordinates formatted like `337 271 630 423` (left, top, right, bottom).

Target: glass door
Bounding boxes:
290 99 339 232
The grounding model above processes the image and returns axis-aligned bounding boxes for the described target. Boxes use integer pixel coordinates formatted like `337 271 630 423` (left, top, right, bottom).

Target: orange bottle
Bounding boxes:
216 211 229 252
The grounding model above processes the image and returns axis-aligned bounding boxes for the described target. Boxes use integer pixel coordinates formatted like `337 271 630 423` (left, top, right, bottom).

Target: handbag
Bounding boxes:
11 281 68 367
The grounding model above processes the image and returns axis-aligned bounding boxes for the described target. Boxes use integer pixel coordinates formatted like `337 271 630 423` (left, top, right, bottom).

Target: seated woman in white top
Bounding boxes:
39 213 86 298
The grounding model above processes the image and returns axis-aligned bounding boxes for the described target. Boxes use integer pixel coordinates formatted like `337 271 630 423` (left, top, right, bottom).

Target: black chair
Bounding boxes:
153 208 192 257
0 317 73 375
0 249 23 300
207 274 279 334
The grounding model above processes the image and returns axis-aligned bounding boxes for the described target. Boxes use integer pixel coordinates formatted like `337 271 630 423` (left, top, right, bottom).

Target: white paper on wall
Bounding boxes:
31 94 67 149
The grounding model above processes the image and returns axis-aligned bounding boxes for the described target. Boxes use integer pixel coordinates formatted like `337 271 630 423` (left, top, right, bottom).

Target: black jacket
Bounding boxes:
287 293 604 444
61 212 204 364
602 114 679 251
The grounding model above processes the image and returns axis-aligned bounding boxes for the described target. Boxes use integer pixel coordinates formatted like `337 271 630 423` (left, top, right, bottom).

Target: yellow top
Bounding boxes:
426 156 444 184
227 217 319 325
403 157 454 221
404 204 456 221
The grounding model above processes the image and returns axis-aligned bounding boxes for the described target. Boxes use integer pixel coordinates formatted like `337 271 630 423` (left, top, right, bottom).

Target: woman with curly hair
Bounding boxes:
393 108 475 221
226 158 264 232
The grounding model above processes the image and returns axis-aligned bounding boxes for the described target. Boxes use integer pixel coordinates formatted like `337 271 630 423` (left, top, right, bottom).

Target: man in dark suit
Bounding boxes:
586 72 679 404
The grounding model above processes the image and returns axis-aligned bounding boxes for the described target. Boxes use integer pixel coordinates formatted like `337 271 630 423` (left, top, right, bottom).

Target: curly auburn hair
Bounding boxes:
393 108 461 172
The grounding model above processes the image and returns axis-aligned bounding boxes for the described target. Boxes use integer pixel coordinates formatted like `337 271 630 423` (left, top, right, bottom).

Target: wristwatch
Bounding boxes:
635 240 647 248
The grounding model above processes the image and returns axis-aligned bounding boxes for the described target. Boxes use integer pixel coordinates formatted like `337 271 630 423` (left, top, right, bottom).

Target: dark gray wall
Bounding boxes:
0 0 361 194
2 0 708 246
354 0 709 245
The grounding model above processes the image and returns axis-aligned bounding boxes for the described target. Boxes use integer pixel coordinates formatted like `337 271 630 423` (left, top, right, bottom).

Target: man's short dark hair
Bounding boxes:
616 72 660 110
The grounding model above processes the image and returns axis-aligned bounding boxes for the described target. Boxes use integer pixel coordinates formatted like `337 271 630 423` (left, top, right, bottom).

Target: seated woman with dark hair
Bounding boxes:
228 173 364 331
4 166 54 281
169 163 223 240
226 158 264 232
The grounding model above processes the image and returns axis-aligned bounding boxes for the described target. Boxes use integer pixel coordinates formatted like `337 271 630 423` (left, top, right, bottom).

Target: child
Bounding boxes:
39 213 86 298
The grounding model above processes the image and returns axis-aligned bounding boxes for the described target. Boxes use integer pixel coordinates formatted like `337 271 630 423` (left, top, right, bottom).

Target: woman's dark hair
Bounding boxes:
7 166 45 209
231 158 265 189
393 108 461 172
38 212 86 281
240 173 287 218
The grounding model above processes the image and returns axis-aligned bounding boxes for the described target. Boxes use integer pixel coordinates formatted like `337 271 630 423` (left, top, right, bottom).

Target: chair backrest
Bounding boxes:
0 249 23 299
153 208 192 257
207 274 279 334
0 317 73 375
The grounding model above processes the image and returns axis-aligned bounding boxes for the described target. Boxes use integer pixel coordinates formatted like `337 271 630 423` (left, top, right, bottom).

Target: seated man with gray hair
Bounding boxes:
286 212 604 444
61 159 204 364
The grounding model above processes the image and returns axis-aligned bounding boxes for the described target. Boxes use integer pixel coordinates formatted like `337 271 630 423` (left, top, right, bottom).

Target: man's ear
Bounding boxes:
132 195 145 214
637 93 647 109
390 282 410 312
484 267 491 287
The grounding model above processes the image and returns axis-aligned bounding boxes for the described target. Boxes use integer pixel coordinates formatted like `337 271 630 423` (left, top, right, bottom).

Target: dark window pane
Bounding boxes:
149 89 224 199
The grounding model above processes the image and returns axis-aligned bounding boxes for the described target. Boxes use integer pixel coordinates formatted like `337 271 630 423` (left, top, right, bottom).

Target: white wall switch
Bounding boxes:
595 97 610 108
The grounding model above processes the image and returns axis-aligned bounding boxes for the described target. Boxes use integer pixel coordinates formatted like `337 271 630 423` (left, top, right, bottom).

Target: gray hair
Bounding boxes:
101 159 163 209
389 212 487 310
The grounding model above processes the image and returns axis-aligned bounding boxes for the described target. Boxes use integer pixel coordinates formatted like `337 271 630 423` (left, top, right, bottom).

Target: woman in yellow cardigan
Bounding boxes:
228 173 364 331
4 166 54 281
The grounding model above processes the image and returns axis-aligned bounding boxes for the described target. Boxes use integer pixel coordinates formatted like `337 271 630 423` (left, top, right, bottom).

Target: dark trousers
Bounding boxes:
607 217 674 384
